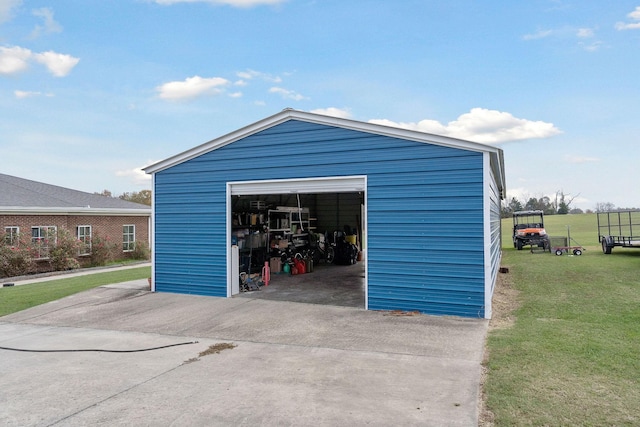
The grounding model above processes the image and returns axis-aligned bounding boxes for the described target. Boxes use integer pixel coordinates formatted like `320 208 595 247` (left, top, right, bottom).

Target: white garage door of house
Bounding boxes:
228 175 367 195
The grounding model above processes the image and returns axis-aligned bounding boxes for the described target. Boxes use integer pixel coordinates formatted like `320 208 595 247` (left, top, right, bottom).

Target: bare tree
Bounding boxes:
553 190 580 214
595 202 616 212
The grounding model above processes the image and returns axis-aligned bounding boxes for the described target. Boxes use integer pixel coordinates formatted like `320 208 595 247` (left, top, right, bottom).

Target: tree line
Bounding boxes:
95 189 151 206
501 191 637 218
96 188 636 218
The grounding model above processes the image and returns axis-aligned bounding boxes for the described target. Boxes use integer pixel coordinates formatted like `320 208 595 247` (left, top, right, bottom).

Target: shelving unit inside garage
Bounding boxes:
231 200 316 274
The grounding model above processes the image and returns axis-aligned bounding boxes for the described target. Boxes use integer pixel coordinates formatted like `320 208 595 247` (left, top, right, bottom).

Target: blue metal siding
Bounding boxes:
153 120 487 316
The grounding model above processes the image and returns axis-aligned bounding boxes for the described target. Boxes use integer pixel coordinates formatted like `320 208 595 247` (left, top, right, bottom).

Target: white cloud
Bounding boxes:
269 86 306 101
34 51 80 77
0 46 79 76
576 28 594 38
156 75 230 100
153 0 287 7
0 0 21 24
236 69 281 82
565 155 600 164
504 187 531 203
0 45 32 74
229 91 243 98
369 108 562 144
523 29 553 40
116 166 152 186
14 90 53 98
15 90 35 98
30 7 62 38
615 6 640 30
524 26 603 50
310 107 352 119
580 41 603 52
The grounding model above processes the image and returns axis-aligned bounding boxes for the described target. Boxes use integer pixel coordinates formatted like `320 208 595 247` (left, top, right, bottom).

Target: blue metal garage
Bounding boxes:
143 109 505 318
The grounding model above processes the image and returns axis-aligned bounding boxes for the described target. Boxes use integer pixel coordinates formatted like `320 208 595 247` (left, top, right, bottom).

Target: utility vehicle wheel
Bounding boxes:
555 249 563 256
516 239 523 250
326 247 335 264
602 239 612 254
573 249 582 256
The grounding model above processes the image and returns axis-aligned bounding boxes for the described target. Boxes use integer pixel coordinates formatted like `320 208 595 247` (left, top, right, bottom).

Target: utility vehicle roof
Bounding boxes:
513 210 544 216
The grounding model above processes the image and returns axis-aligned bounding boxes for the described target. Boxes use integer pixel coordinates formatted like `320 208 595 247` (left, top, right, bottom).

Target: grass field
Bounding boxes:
485 213 640 426
0 266 151 317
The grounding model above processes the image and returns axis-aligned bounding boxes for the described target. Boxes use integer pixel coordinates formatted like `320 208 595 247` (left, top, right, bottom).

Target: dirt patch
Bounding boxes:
488 267 520 330
199 342 237 357
382 310 421 317
478 266 520 426
184 342 237 364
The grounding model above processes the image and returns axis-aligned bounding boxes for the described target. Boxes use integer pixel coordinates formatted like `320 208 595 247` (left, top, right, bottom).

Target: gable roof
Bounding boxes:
143 108 505 195
0 173 150 216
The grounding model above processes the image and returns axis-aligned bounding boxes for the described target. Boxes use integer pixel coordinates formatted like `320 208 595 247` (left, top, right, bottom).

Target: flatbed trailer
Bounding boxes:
597 210 640 254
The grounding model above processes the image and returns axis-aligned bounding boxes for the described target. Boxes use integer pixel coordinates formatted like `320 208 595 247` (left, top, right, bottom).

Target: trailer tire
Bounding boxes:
555 249 563 256
602 239 612 254
573 249 582 256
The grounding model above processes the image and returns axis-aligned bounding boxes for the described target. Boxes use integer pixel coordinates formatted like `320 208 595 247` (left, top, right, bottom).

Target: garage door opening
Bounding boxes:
227 176 367 308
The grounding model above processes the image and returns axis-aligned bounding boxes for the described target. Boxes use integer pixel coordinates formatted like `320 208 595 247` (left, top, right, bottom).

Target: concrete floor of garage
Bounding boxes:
236 261 365 308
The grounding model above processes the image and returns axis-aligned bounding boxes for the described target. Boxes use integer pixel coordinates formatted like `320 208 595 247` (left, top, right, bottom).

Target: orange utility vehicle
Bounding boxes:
512 210 550 251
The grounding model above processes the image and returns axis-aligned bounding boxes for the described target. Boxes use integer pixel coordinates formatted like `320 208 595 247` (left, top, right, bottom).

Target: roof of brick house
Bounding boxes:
0 173 150 214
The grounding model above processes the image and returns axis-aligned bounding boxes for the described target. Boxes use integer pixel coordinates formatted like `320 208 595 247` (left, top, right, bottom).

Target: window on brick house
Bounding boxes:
32 226 57 259
77 225 92 255
123 225 135 252
4 226 19 246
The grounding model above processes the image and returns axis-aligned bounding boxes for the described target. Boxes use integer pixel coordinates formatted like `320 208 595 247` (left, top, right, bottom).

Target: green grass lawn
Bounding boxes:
0 266 151 317
486 214 640 426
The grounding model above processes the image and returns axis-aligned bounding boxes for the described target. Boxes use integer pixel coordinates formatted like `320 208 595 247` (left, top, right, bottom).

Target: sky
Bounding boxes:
1 0 638 211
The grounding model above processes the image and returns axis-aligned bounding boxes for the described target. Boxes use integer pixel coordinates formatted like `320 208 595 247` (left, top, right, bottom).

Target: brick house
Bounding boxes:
1 173 150 271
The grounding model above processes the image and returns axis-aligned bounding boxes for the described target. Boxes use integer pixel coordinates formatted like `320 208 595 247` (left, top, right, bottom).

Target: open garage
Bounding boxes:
229 188 366 308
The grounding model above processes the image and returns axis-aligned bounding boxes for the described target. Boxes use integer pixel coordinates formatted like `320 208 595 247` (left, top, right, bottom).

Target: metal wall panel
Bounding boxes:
485 156 503 318
153 120 488 316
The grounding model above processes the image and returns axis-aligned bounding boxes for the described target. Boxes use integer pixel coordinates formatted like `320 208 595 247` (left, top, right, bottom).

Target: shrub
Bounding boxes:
90 232 117 266
130 241 150 260
0 245 35 277
0 232 35 277
49 228 83 271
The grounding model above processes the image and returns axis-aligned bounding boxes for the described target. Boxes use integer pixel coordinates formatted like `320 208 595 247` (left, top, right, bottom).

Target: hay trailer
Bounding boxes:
598 210 640 254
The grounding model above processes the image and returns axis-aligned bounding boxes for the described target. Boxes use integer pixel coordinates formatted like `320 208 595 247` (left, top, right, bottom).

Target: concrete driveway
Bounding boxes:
0 278 488 426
